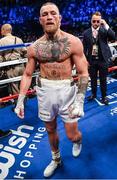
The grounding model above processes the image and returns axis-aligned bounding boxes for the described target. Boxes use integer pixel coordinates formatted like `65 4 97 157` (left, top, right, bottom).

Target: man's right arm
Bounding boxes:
14 45 37 118
20 45 36 94
20 57 36 95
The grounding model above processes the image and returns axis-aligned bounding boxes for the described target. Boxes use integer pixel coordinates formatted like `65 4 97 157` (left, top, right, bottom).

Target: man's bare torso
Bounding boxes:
32 31 75 80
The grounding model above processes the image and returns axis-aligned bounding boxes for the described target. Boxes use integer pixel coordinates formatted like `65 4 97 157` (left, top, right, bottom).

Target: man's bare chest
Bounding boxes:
34 37 71 63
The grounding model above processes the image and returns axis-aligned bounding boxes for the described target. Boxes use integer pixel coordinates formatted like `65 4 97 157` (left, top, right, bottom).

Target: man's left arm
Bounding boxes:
70 37 89 118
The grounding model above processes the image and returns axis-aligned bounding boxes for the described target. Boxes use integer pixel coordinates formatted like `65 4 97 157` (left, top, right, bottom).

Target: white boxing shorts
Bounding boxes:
36 78 78 123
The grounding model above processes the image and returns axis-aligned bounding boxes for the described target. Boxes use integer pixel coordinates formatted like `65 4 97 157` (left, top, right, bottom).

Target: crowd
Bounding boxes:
0 0 116 42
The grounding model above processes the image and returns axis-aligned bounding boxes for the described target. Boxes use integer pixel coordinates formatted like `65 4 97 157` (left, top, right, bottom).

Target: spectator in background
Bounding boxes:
83 11 115 105
0 23 27 95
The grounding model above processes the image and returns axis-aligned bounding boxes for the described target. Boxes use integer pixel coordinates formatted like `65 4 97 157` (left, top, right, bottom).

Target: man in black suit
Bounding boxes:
83 12 115 105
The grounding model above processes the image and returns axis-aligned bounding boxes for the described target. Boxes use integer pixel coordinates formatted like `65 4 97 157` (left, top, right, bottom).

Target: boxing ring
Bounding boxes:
0 43 117 179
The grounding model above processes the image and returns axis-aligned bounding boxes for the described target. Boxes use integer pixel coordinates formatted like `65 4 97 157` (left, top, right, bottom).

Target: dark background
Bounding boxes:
0 0 116 42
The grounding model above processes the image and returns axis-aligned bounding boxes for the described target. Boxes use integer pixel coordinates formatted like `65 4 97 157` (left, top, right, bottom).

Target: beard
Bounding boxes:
93 24 100 29
44 24 59 35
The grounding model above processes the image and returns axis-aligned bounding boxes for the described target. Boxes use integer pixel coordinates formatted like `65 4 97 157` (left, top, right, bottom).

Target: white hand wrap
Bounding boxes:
69 76 88 118
69 93 84 118
14 94 25 119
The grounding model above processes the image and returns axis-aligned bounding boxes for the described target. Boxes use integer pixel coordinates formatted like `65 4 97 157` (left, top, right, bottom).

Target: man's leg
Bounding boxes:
45 119 59 152
64 122 82 157
99 65 109 105
43 119 61 177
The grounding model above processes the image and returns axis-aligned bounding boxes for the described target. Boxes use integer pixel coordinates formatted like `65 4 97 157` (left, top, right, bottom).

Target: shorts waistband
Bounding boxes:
38 78 75 87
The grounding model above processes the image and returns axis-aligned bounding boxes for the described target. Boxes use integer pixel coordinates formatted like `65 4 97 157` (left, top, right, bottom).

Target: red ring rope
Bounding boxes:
108 66 117 72
0 89 36 103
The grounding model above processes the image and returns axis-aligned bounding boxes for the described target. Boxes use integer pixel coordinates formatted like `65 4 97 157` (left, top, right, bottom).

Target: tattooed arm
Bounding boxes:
70 36 89 118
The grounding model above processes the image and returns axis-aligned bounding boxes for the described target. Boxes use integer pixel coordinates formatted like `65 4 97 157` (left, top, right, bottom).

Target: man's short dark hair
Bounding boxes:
40 2 60 15
92 11 102 17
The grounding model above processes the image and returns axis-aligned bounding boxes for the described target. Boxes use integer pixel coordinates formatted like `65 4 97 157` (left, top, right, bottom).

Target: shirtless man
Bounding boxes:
14 2 89 178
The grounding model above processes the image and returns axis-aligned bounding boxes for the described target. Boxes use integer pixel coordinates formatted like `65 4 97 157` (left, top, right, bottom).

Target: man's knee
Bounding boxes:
46 126 56 134
45 121 57 134
66 133 75 141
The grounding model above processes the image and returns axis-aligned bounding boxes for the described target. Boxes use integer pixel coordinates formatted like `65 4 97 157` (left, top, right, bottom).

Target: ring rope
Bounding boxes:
109 42 117 47
0 42 31 51
0 72 39 85
108 66 117 72
0 58 27 68
0 89 36 103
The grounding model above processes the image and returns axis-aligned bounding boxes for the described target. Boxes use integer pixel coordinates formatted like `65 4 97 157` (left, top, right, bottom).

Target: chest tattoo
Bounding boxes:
34 37 71 62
